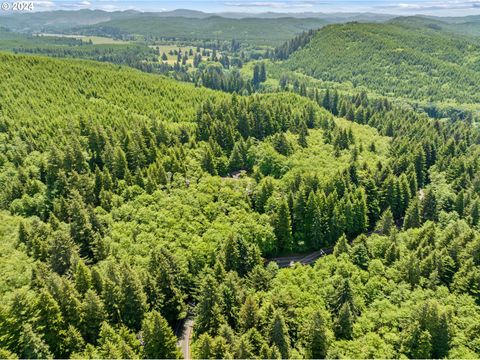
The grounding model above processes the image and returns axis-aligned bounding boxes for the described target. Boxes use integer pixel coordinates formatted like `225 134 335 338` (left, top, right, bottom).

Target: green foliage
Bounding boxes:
72 17 327 46
142 311 180 359
304 311 329 358
195 274 225 336
81 290 106 344
1 37 480 359
285 22 480 104
268 311 290 359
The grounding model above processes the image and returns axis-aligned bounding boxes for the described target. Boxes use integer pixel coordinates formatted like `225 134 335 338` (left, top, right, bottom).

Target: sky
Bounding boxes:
25 0 480 16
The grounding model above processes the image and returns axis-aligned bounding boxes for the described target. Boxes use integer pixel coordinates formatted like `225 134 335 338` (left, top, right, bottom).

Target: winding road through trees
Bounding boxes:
176 317 194 360
175 247 333 358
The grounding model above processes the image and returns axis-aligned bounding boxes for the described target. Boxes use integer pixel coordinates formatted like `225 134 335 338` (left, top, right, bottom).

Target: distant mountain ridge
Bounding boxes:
388 15 480 36
2 9 479 46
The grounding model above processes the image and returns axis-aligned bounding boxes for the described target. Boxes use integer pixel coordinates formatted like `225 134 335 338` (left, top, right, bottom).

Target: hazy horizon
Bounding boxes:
10 0 480 17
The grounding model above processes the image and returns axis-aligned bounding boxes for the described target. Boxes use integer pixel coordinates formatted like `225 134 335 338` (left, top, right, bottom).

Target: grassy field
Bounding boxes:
36 33 130 45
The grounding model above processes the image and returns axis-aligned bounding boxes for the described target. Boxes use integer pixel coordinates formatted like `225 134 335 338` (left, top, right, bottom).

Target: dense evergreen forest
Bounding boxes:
68 16 328 47
0 28 159 69
1 8 480 360
283 22 480 105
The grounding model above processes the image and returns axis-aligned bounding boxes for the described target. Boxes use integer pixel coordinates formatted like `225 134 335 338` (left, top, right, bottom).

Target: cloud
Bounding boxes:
224 1 317 9
376 0 480 12
32 0 56 9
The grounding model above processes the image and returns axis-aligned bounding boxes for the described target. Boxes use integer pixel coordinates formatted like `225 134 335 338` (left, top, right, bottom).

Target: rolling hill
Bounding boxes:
2 27 480 357
0 9 139 33
389 15 480 37
283 22 480 104
69 15 328 46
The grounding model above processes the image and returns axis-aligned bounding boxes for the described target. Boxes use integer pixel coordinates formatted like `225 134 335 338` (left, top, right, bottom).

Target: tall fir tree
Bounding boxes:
304 311 329 359
142 311 180 359
272 198 293 254
80 289 106 344
421 189 438 222
195 274 225 336
120 265 147 331
403 198 421 230
269 311 290 359
334 303 354 340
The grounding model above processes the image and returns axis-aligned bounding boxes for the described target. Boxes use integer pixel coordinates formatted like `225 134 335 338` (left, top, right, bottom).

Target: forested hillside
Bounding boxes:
390 15 480 37
1 48 480 359
0 28 159 69
0 9 136 33
283 22 480 105
69 16 328 46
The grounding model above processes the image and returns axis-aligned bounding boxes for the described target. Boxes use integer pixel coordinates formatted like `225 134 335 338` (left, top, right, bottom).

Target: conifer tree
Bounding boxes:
147 248 186 325
470 199 479 226
235 336 254 359
269 312 290 359
362 175 380 229
334 234 350 257
384 241 400 265
61 325 85 358
403 198 421 230
377 208 394 235
18 324 52 359
333 278 354 314
81 289 106 343
220 272 242 329
212 336 229 359
112 146 128 180
195 274 225 336
417 302 450 358
304 191 318 250
334 303 354 340
95 322 140 359
273 198 293 254
322 89 331 111
403 323 432 359
252 64 260 87
36 290 64 357
142 311 180 359
421 189 438 221
228 142 245 172
195 333 214 359
298 121 309 148
293 188 307 245
202 146 217 175
455 191 465 217
332 90 339 115
74 260 92 295
69 191 94 258
346 106 355 121
399 173 412 215
414 147 426 188
120 265 147 331
273 132 291 156
351 235 370 269
259 63 267 82
304 311 328 359
239 296 259 332
48 230 77 275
